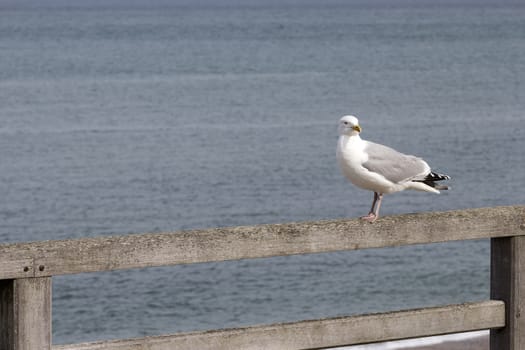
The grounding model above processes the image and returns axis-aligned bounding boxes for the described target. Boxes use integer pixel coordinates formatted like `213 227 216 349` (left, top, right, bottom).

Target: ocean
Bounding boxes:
0 0 524 345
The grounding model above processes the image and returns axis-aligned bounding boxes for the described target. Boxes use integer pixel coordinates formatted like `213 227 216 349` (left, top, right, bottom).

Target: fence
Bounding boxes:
0 205 524 350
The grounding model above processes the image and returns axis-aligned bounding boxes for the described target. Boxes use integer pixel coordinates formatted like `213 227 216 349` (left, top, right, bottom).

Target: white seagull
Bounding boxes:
336 115 450 222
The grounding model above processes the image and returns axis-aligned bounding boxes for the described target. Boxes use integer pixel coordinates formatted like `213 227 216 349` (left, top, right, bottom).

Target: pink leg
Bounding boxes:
360 192 378 221
369 192 379 213
361 192 383 223
373 193 383 217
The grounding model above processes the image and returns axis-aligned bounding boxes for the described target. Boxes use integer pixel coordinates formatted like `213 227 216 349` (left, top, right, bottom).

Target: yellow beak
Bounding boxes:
352 125 362 133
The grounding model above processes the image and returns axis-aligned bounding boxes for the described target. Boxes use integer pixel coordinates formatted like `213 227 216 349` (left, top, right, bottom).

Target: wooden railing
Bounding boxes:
1 205 524 350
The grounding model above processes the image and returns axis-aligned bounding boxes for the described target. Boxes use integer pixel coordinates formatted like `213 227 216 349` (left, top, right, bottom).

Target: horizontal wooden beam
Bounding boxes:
1 206 524 279
53 300 505 350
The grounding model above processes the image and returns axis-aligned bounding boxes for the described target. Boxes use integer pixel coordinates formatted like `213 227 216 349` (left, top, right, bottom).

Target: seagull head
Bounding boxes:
338 115 362 136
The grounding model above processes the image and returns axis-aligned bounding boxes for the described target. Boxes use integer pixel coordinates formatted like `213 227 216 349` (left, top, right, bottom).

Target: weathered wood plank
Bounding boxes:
0 278 52 350
0 256 35 280
1 206 524 279
0 280 15 350
490 236 525 350
53 300 504 350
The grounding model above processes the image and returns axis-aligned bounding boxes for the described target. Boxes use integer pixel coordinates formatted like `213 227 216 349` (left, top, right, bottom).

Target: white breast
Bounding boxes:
337 135 399 194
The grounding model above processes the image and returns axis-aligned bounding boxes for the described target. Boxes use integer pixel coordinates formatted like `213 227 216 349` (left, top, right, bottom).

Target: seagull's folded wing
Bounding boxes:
362 141 430 184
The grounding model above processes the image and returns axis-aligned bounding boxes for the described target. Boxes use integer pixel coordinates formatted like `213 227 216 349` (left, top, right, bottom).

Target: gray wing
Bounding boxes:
362 141 429 183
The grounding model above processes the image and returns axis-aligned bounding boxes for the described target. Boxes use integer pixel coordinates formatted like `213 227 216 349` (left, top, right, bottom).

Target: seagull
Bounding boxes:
336 115 450 222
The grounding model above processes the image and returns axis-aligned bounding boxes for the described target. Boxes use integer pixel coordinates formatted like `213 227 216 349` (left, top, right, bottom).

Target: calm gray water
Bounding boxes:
1 0 524 345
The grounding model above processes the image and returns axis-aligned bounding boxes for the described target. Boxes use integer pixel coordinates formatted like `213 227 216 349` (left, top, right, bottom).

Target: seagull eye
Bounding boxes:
343 121 348 125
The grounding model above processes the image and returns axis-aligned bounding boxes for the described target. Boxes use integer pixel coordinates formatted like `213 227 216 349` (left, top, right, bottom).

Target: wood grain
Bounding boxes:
0 278 52 350
53 301 504 350
491 236 525 350
1 206 523 279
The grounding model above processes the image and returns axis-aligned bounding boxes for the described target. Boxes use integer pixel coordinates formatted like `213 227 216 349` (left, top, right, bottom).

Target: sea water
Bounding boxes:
0 0 524 344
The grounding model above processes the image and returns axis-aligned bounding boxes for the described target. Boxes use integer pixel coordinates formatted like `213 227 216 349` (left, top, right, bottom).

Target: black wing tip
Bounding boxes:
413 171 451 190
427 172 451 181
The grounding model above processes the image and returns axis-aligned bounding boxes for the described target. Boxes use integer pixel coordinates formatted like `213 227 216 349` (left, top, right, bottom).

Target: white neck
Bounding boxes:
339 132 361 139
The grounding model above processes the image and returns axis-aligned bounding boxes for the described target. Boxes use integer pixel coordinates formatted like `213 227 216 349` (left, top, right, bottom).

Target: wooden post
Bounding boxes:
0 278 52 350
491 236 525 350
0 280 15 350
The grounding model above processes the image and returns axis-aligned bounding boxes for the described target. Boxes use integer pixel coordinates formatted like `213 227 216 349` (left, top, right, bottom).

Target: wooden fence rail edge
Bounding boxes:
53 301 504 350
1 205 524 350
1 205 524 280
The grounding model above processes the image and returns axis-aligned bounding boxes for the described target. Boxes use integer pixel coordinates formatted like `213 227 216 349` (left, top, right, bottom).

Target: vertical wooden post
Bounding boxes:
491 236 525 350
0 279 15 350
0 278 52 350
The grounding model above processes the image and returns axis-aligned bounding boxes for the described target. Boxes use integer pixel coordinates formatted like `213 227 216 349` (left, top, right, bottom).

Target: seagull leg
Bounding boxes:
361 192 383 223
369 192 379 213
361 192 378 221
373 193 384 219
